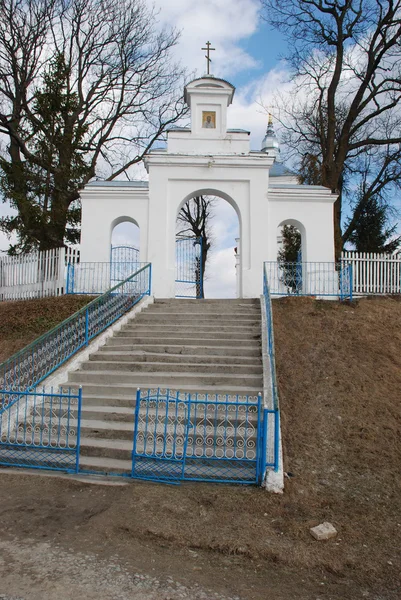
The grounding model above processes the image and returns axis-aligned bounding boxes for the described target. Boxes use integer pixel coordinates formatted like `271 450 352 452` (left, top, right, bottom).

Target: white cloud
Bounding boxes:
204 246 237 298
228 64 292 148
151 0 261 78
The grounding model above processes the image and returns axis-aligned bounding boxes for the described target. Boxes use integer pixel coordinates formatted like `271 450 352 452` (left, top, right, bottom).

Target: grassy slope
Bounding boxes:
272 296 401 586
0 295 95 363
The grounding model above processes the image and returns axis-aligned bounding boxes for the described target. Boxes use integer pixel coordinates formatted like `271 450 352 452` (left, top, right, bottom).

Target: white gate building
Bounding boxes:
79 74 337 298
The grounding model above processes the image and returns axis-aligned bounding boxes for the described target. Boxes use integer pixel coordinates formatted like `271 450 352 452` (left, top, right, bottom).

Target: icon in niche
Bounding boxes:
202 111 216 128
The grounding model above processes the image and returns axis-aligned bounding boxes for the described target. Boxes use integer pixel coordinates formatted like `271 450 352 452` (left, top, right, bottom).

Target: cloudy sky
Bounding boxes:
0 0 290 297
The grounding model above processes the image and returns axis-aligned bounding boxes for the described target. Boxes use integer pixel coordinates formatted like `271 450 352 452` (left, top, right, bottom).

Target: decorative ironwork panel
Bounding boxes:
0 387 82 472
111 245 140 287
132 389 263 484
0 264 151 402
175 237 203 299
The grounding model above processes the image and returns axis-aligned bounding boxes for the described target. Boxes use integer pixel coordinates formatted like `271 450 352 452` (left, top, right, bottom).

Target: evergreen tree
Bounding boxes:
277 225 302 263
277 224 302 293
348 196 401 254
0 54 90 252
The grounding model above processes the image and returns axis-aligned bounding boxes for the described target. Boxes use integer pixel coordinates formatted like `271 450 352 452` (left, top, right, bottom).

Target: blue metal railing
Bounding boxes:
0 263 151 402
131 388 262 484
263 265 281 475
66 261 148 295
0 387 82 473
265 261 353 299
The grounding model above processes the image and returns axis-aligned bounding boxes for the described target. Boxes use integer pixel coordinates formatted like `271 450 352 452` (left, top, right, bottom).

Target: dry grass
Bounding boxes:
0 295 95 363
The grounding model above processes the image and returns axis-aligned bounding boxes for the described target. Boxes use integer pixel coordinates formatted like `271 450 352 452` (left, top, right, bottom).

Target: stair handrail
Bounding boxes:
263 263 279 411
262 263 280 476
0 263 152 407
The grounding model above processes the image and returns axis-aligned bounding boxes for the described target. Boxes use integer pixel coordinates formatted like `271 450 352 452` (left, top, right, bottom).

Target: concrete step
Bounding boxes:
79 436 132 461
79 454 131 474
38 404 134 421
61 383 262 399
81 360 262 375
97 343 262 358
133 314 260 324
123 323 261 334
111 332 261 342
81 419 134 441
91 351 262 365
146 306 261 315
68 370 263 388
154 299 259 305
81 406 133 420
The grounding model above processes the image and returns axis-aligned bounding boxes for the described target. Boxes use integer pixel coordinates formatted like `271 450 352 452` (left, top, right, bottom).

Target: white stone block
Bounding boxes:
310 522 337 541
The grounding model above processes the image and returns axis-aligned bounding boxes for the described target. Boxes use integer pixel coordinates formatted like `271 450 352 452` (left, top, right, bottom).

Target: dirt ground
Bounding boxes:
0 295 95 363
0 296 400 599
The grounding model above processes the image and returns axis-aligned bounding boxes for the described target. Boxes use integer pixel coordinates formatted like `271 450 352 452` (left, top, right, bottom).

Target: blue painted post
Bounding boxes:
131 388 142 476
75 387 83 473
349 264 353 302
148 263 152 296
199 237 204 299
66 263 74 294
274 409 280 472
256 393 263 484
261 408 268 478
85 308 89 345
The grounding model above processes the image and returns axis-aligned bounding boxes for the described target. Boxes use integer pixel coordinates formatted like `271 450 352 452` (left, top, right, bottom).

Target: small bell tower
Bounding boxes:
261 114 280 159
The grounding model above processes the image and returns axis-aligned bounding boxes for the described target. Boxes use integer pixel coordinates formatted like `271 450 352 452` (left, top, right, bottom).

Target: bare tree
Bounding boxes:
177 196 213 299
261 0 401 257
0 0 187 251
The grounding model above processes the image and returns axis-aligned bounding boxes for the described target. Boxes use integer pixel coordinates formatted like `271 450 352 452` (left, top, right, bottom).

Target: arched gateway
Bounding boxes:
79 76 336 298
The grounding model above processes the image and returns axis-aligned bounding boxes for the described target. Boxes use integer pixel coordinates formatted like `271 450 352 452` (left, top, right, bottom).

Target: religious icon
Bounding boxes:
202 111 216 129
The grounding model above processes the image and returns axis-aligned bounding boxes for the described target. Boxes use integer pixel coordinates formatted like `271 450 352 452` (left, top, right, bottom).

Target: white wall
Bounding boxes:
268 186 336 264
80 186 149 263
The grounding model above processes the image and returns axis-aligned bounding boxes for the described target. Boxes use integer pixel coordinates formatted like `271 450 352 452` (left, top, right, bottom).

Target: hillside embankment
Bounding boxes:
0 296 399 599
0 295 95 363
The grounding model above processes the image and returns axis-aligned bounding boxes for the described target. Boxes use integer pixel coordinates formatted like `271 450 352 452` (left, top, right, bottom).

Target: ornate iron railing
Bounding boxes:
0 387 82 472
0 263 151 402
131 388 265 484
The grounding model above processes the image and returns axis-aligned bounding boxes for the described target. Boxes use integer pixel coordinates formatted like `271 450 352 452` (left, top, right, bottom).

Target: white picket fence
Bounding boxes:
0 247 80 301
341 251 401 295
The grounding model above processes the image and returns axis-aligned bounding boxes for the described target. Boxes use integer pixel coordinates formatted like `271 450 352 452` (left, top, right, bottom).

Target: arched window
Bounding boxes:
110 217 140 284
276 219 306 294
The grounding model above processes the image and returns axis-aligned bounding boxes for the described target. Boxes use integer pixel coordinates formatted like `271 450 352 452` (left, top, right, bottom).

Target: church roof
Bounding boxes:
184 76 235 104
269 162 296 178
86 180 149 188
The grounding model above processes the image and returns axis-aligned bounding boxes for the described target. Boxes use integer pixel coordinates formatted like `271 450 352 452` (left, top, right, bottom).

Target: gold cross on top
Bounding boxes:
201 41 215 75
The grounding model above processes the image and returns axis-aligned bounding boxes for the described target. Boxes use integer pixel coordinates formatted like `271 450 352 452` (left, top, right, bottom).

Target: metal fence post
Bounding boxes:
148 263 152 296
274 409 280 472
349 264 353 302
85 308 89 345
131 388 142 477
75 387 83 473
199 237 204 299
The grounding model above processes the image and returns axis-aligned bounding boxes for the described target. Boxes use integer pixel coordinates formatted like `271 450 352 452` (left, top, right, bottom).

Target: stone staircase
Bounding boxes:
62 298 263 475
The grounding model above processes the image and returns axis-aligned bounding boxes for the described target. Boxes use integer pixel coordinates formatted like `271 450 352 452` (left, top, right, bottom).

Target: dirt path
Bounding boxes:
0 472 397 600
